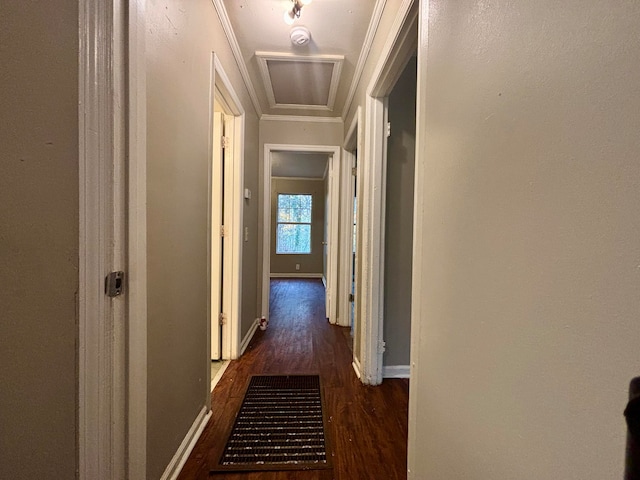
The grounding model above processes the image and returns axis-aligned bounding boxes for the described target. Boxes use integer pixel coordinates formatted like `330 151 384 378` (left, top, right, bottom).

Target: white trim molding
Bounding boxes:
240 319 261 355
383 365 411 379
210 0 262 116
126 1 148 479
352 358 362 379
270 273 324 279
208 54 246 363
341 0 387 120
359 0 418 386
79 1 128 478
262 144 341 325
408 2 428 478
159 407 212 480
261 114 343 124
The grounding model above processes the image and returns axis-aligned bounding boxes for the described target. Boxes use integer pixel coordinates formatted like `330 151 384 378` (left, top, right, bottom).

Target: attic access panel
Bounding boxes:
256 52 344 111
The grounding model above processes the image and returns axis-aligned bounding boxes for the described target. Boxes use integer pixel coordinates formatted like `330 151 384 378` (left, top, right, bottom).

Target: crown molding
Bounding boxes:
260 114 343 124
341 0 387 120
211 0 262 117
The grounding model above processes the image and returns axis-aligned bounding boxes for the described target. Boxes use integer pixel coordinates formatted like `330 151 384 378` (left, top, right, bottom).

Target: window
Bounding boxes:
276 194 312 254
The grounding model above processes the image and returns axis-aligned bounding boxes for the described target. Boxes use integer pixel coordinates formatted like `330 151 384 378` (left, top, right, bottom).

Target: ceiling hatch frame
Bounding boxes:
256 51 344 111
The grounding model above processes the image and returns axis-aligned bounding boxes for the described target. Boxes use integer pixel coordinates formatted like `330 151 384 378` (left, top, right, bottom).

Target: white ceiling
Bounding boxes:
271 152 329 179
220 0 381 118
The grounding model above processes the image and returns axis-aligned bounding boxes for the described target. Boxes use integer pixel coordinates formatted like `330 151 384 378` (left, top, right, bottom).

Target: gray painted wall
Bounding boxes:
0 2 79 479
410 0 640 478
270 178 325 274
146 1 260 477
383 57 416 367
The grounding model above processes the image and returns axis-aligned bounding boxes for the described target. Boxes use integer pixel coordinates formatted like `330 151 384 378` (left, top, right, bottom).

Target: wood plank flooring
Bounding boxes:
177 279 409 480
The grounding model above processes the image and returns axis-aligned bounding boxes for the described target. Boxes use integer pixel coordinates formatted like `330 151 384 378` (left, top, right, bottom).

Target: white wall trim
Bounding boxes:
261 114 343 124
209 54 245 365
210 0 263 116
407 2 428 477
271 176 326 182
352 358 362 379
270 273 324 279
367 0 418 98
339 106 361 331
341 0 387 120
262 144 341 325
240 319 260 355
127 1 148 478
360 95 387 386
160 407 212 480
383 365 411 379
79 1 127 478
359 0 417 386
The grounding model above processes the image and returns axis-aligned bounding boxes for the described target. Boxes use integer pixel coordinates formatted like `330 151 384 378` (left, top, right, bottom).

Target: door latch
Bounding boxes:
105 271 125 297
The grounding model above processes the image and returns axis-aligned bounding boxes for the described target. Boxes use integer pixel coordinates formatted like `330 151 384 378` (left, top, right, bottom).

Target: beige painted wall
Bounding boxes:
383 57 416 368
410 0 640 478
0 2 79 479
146 1 260 477
270 179 325 274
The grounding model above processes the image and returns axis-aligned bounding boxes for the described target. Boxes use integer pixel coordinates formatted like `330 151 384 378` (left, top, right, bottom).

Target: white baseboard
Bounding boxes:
161 406 211 480
352 358 362 379
270 273 323 279
383 365 410 379
240 318 260 355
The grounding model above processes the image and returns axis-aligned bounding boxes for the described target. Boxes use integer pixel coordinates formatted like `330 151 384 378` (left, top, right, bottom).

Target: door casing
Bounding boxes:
262 144 341 324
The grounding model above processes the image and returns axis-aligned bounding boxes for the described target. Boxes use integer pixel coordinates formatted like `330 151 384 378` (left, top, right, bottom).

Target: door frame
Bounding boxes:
359 0 418 385
342 107 363 368
79 0 140 478
206 54 245 406
262 144 341 324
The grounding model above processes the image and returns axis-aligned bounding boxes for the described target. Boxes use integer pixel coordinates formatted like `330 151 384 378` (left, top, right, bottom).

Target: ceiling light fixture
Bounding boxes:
283 0 312 25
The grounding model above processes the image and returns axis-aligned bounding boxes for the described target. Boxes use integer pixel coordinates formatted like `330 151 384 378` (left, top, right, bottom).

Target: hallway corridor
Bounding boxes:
178 279 409 479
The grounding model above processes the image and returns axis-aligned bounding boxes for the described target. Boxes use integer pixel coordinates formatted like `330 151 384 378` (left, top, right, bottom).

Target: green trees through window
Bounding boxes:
276 194 312 254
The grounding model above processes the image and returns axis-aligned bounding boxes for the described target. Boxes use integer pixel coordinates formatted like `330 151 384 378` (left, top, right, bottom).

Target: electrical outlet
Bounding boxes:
295 263 300 271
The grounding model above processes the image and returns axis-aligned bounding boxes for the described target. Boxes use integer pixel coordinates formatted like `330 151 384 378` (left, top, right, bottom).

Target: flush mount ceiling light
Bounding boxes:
284 0 312 25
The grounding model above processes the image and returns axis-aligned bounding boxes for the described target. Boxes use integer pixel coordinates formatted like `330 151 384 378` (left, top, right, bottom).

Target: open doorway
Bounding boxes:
358 2 418 385
262 144 341 325
207 54 245 393
342 107 362 369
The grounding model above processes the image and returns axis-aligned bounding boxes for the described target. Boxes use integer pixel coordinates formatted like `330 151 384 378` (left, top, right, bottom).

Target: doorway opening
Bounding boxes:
342 107 362 368
262 144 341 325
358 2 418 385
207 54 245 394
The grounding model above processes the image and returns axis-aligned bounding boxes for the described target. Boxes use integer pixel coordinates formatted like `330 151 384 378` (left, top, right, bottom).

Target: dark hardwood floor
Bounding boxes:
178 279 409 480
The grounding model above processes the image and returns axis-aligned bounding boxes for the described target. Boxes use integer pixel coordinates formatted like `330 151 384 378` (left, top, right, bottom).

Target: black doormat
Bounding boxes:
210 374 332 473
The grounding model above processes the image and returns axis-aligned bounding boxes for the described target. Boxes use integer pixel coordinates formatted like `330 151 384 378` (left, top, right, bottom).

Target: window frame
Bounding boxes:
275 193 313 255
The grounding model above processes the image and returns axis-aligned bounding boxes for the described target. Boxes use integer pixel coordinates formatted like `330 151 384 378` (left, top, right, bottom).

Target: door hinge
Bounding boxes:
219 312 227 325
386 121 391 138
221 136 230 149
220 225 226 237
351 167 357 176
349 293 354 302
378 340 386 353
105 271 125 297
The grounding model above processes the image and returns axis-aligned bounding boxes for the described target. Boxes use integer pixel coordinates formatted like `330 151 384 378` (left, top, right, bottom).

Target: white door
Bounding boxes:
211 112 224 360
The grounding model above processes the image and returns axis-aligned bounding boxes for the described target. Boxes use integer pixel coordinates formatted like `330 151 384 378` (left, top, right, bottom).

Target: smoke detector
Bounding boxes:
290 26 311 46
